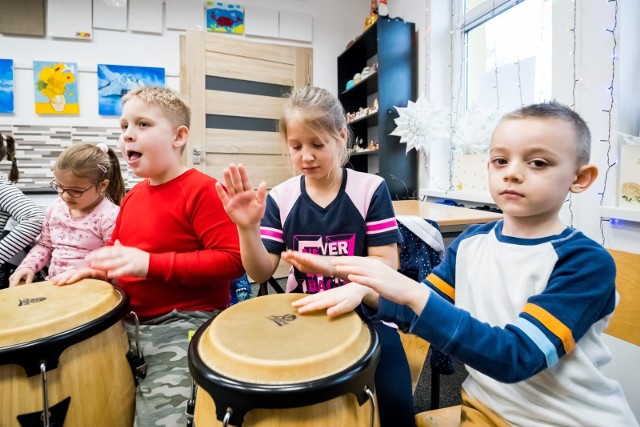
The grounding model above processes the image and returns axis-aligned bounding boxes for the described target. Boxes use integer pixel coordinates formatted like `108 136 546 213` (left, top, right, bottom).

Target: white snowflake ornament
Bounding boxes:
390 97 450 155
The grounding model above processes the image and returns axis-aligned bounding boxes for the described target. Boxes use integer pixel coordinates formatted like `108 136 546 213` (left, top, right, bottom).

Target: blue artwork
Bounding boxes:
207 3 244 34
0 59 14 114
97 64 165 116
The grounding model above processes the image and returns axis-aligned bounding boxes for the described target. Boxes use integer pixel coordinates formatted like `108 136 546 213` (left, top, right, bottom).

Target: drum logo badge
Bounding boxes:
266 313 297 327
17 297 46 306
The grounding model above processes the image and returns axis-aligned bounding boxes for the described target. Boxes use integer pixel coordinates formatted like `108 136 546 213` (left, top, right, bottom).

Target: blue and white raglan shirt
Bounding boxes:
372 221 638 426
260 168 400 294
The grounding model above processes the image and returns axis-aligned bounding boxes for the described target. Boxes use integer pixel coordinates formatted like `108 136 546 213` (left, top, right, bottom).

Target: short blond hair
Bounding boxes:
122 86 191 129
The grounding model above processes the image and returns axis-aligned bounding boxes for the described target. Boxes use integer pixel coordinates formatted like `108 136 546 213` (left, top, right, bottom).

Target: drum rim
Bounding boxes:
0 286 130 377
188 315 381 425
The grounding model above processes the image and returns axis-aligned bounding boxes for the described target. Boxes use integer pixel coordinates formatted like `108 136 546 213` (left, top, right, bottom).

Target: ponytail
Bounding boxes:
0 134 20 183
103 146 125 205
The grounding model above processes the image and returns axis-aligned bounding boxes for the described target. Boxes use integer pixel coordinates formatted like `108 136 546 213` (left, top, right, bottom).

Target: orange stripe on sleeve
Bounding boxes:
427 273 455 301
523 303 575 354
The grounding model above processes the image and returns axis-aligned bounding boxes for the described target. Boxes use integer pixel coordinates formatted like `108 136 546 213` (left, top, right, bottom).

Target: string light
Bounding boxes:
598 0 618 245
447 0 456 192
566 0 578 226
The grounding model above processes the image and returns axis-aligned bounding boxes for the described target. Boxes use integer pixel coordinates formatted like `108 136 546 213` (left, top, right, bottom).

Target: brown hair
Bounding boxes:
279 86 351 170
0 134 20 183
121 86 191 129
55 143 126 205
499 101 592 166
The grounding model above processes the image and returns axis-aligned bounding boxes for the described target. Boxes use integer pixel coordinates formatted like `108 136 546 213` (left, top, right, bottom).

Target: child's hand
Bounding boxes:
86 240 150 279
8 268 35 287
291 282 376 317
332 257 430 315
49 268 109 286
215 163 267 230
281 250 337 278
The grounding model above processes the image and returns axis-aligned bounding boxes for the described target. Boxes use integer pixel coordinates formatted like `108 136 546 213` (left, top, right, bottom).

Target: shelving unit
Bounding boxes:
337 17 417 200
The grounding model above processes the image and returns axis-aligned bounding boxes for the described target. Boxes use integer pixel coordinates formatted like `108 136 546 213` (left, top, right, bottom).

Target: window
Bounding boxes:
460 0 552 114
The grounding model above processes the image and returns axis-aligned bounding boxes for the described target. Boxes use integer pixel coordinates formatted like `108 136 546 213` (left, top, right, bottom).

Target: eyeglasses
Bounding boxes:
50 180 96 198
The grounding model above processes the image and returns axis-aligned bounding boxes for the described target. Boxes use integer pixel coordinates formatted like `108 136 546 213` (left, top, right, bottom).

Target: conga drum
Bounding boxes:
188 293 380 427
0 280 135 426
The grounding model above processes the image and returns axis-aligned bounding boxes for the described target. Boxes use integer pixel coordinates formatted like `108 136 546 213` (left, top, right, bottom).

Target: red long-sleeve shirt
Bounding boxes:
111 169 243 319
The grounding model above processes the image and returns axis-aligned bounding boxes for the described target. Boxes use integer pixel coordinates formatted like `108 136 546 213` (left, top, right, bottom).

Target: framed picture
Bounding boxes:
97 64 165 116
206 2 244 34
0 59 14 114
618 143 640 210
33 61 79 115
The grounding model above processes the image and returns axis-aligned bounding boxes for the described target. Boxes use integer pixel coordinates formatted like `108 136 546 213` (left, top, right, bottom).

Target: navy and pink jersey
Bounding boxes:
261 168 400 294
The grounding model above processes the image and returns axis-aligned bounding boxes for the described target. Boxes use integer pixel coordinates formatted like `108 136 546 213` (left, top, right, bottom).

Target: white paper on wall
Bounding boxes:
452 153 489 194
129 0 163 34
47 0 93 39
93 0 128 31
166 0 205 31
618 144 640 210
279 11 312 42
244 6 278 38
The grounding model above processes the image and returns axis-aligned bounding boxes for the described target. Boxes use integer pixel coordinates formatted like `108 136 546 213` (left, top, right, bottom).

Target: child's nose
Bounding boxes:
503 163 524 182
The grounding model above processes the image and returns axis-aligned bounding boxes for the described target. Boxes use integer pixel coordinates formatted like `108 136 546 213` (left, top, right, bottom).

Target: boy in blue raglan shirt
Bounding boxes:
287 102 638 426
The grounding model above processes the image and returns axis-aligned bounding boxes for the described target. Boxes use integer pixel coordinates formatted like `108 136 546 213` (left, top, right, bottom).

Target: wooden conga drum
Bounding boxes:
188 293 380 427
0 280 135 427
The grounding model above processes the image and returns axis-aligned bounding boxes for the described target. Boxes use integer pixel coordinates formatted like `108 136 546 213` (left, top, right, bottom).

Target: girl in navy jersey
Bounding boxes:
216 86 415 427
0 133 45 287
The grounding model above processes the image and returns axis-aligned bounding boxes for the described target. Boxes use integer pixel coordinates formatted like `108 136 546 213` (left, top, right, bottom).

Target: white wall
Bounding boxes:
0 0 369 127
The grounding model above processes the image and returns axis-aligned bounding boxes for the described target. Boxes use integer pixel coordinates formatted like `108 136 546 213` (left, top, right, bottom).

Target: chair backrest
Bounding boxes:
604 249 640 347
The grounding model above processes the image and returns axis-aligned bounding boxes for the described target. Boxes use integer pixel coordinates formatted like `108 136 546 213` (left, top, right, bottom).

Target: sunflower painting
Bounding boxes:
33 61 79 115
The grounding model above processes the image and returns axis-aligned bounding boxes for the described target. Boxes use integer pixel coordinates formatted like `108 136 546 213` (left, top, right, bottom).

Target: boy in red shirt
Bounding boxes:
53 86 243 425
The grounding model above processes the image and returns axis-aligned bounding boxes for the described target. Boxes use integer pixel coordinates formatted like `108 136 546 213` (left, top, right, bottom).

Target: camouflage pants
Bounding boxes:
126 310 219 427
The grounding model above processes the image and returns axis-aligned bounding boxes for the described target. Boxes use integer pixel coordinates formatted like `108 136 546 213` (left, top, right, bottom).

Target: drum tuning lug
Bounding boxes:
127 350 147 381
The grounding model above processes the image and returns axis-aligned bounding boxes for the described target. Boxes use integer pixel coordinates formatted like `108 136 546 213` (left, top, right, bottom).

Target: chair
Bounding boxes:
396 217 457 407
416 248 640 427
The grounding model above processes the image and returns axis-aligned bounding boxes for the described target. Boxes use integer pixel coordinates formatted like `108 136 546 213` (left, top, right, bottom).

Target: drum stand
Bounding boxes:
186 380 197 427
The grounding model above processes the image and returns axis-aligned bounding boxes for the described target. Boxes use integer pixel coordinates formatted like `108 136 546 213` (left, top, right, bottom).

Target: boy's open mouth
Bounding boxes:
127 150 142 161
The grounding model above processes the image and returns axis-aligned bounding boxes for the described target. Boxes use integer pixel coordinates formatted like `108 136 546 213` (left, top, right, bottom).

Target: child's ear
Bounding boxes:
570 163 598 194
174 126 189 149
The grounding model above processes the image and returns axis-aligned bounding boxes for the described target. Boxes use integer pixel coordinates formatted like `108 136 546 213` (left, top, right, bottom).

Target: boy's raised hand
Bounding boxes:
215 163 267 230
86 240 149 279
332 257 430 315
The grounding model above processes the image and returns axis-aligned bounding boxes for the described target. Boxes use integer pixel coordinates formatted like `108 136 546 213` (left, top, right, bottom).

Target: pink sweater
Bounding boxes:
19 197 119 278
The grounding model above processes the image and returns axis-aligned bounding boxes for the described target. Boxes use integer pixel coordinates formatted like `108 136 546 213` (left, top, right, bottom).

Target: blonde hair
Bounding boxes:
0 133 19 183
55 143 126 205
279 87 350 172
121 86 191 129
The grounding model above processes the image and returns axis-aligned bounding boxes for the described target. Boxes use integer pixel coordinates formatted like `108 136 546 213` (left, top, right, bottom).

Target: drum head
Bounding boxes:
197 293 371 384
0 279 122 347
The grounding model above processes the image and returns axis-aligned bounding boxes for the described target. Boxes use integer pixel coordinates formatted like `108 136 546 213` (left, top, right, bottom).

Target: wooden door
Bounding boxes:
180 31 313 189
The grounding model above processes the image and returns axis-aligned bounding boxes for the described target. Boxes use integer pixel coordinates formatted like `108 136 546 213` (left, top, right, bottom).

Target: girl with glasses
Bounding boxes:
0 133 45 288
9 143 124 286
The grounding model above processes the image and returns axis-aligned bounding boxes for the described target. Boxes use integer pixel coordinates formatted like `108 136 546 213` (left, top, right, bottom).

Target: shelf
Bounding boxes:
423 189 495 205
600 206 640 223
347 110 378 127
341 71 378 97
349 149 379 157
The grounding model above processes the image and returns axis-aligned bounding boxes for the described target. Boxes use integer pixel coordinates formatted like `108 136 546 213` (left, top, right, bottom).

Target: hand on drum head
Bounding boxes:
215 163 267 230
281 250 338 279
85 240 149 279
8 267 35 287
332 257 430 316
49 267 108 286
291 282 376 317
